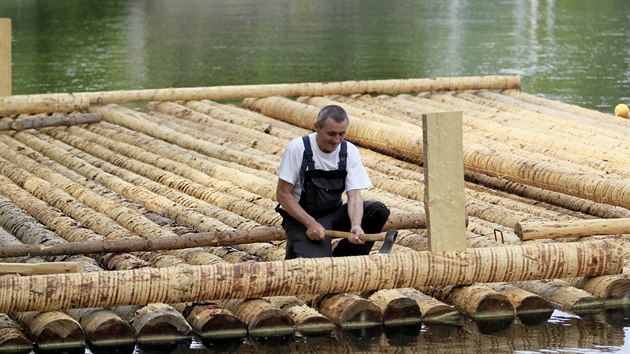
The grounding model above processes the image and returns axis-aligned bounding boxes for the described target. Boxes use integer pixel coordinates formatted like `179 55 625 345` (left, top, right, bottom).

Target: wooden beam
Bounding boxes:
515 218 630 240
423 112 467 252
0 75 521 115
0 18 11 97
0 262 83 275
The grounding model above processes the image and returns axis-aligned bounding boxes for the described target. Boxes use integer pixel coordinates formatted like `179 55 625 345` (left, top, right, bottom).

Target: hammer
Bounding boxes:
324 230 398 254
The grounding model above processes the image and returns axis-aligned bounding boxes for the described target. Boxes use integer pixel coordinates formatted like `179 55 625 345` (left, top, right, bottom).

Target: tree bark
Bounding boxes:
0 240 621 313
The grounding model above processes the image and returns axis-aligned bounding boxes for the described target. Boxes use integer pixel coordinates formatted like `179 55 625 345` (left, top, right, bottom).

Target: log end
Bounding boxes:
247 309 296 337
34 318 86 351
193 313 247 340
0 331 33 354
83 316 136 348
513 296 554 326
321 296 383 329
381 298 422 327
472 295 515 322
295 316 336 336
133 312 192 345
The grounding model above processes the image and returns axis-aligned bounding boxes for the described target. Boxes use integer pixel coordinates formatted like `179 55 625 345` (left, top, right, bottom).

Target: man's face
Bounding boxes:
314 117 348 153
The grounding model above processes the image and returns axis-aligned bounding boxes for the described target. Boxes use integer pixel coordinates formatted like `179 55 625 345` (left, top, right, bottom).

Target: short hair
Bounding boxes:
316 105 349 128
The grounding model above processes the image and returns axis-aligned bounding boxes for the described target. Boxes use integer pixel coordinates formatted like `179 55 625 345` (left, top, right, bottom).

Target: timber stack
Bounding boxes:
0 75 629 352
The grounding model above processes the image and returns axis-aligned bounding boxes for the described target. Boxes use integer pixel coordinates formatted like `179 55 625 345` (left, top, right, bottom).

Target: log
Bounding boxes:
315 293 382 329
114 303 191 346
0 262 83 275
0 313 31 354
367 289 421 326
424 284 515 322
0 113 101 131
565 274 630 306
0 76 521 115
486 283 554 325
11 311 85 351
174 302 247 340
222 299 295 337
395 288 460 324
266 296 334 336
65 308 135 348
514 280 603 315
0 240 621 313
515 218 630 240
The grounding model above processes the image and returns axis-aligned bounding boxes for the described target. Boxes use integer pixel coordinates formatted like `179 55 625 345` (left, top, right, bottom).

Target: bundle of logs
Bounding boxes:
0 76 629 352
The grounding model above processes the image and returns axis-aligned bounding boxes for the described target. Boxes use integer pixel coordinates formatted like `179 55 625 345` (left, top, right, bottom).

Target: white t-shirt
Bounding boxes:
278 133 372 202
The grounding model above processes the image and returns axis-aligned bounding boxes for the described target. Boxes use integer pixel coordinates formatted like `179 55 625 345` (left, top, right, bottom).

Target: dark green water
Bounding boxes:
3 0 630 113
2 1 630 353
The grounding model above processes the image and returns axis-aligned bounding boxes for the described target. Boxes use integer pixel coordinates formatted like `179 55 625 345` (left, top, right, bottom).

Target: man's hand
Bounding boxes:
348 225 365 244
306 222 326 241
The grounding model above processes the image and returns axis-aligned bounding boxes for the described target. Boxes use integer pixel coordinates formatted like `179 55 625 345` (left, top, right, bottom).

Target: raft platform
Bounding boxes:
0 75 630 352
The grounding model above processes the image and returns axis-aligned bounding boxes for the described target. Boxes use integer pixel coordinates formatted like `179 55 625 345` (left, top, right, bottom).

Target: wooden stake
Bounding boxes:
423 112 467 252
0 19 11 97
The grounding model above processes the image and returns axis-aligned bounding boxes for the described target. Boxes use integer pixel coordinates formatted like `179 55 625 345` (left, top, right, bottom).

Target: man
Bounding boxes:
276 104 390 259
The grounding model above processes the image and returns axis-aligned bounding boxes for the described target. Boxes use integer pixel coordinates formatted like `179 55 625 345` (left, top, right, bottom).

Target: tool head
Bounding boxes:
378 230 398 254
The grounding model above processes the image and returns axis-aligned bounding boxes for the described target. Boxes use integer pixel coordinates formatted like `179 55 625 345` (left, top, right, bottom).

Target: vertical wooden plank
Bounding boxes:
0 18 11 96
423 111 467 252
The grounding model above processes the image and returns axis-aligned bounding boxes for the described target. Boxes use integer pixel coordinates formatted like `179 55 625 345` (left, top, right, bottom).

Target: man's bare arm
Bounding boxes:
346 189 365 244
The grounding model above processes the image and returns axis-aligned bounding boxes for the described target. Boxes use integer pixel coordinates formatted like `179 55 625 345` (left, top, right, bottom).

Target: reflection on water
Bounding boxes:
121 308 630 353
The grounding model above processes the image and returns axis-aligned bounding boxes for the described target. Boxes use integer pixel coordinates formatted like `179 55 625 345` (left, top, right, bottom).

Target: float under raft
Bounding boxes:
1 75 630 350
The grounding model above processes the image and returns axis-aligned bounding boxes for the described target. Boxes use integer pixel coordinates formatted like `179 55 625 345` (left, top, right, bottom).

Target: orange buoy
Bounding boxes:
614 103 629 118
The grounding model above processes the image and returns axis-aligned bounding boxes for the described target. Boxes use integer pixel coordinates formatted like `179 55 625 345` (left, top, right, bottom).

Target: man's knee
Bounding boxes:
363 201 390 233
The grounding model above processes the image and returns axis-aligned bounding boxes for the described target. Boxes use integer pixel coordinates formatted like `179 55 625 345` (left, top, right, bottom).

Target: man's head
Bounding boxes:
313 105 349 153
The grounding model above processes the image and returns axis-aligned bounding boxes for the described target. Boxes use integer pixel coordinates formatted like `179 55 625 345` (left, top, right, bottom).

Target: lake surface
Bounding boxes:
2 0 630 353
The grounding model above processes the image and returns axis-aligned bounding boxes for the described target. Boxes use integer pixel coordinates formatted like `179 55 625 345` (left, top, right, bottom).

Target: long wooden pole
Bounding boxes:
0 240 621 313
0 18 11 97
0 212 425 258
515 218 630 240
0 75 520 115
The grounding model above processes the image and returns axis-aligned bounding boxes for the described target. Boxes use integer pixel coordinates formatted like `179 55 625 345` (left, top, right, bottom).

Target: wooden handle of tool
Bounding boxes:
0 262 84 275
514 218 630 240
324 230 387 242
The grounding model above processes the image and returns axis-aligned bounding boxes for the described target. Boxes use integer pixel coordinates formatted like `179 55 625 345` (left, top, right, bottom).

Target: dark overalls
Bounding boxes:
278 136 390 259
